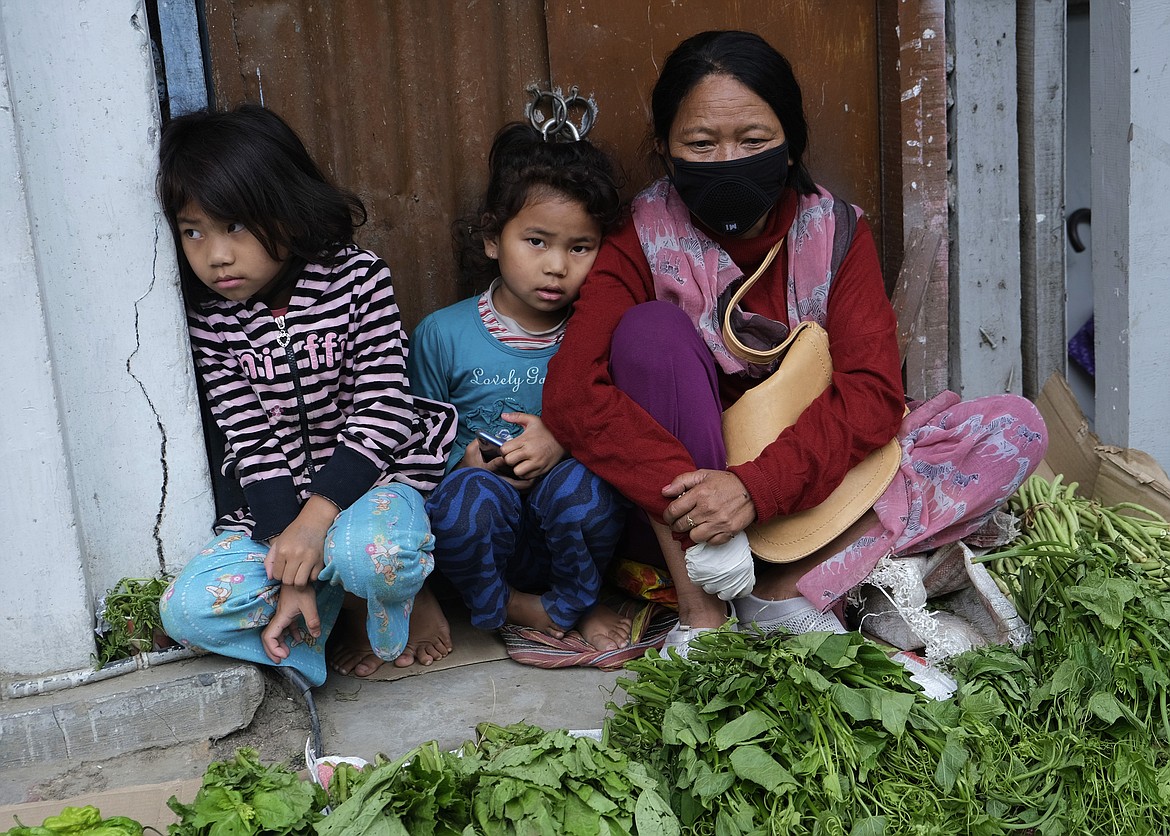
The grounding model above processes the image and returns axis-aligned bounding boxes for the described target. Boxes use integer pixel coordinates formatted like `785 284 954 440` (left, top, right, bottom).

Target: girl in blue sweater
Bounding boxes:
409 122 631 652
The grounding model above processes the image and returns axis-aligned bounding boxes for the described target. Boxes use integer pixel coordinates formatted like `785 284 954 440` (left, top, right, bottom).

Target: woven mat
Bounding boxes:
355 593 677 679
498 600 677 671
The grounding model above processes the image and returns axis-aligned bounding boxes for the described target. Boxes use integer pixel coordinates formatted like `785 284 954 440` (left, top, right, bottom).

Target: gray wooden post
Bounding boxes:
1017 0 1066 399
948 0 1023 397
1090 1 1170 468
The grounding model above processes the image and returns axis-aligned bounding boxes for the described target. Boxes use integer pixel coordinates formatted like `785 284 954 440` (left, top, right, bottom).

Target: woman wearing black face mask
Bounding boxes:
544 30 1047 656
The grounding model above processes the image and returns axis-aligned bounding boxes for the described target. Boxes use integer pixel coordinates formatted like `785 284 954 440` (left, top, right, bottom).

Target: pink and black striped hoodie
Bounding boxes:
187 245 457 539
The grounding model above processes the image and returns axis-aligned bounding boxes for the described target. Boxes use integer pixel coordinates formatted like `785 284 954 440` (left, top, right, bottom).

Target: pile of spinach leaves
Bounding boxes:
605 623 1170 834
167 748 326 836
315 722 678 835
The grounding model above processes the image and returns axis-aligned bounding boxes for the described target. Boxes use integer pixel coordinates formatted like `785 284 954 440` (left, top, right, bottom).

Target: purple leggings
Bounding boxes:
609 302 726 564
611 301 726 469
608 301 1049 609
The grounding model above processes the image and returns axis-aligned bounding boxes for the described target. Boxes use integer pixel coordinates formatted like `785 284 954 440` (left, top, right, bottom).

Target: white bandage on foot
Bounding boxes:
684 531 756 601
734 593 847 635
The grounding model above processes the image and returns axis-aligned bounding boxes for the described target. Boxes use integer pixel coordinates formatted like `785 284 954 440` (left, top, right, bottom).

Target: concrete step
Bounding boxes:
0 657 263 781
0 654 625 807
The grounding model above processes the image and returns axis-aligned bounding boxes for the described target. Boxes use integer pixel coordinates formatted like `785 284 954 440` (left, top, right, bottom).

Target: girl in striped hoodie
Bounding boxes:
157 105 456 684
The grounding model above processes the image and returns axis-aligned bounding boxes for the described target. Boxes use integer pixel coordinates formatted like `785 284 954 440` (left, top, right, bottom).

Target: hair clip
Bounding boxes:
525 84 598 142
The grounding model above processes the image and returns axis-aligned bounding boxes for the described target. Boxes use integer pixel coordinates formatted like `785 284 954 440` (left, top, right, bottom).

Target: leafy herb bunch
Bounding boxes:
979 474 1170 743
315 722 679 835
605 630 1091 836
960 474 1170 832
94 575 173 669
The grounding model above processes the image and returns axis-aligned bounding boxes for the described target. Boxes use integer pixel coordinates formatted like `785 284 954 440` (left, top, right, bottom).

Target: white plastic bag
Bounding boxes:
852 540 1031 664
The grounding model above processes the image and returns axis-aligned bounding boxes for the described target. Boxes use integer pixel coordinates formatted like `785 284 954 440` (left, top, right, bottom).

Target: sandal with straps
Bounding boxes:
660 604 736 659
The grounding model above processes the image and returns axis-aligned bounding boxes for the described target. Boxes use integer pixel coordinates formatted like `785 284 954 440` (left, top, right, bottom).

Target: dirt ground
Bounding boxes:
207 670 316 765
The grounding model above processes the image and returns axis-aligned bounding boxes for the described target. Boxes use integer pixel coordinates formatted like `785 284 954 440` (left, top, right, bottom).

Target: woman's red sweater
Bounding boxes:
543 188 905 524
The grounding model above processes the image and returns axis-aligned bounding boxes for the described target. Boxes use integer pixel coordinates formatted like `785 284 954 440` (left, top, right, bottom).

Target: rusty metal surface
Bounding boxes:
876 0 904 291
202 0 549 331
544 1 886 257
199 1 937 343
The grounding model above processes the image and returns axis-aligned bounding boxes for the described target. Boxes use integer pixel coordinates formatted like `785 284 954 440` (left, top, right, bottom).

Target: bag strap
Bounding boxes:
721 193 859 366
828 193 858 277
721 238 785 364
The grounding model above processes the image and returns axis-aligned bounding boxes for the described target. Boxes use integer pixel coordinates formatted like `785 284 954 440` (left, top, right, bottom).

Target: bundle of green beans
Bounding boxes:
976 473 1170 742
984 473 1170 596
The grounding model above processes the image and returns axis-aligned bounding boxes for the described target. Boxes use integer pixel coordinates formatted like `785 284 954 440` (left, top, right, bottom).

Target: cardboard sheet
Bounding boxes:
1035 372 1101 494
1036 372 1170 512
1093 445 1170 519
360 603 511 682
0 778 201 832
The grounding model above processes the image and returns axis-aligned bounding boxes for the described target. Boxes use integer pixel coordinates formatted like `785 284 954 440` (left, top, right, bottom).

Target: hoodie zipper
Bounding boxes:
274 314 315 480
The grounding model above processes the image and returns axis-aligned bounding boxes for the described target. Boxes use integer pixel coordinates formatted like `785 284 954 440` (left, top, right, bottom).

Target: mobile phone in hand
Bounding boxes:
476 430 509 462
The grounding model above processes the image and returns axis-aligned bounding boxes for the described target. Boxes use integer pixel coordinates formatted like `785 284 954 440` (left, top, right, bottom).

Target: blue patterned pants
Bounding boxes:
160 484 434 686
425 459 625 631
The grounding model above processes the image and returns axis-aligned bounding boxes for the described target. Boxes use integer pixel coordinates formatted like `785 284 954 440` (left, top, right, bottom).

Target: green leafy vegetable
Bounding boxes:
167 748 325 836
94 576 173 669
2 805 143 835
603 623 1170 835
315 723 678 835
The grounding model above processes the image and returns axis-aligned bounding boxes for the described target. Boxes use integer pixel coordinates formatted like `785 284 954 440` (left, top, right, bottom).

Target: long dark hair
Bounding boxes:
158 104 367 301
456 122 623 288
650 30 816 195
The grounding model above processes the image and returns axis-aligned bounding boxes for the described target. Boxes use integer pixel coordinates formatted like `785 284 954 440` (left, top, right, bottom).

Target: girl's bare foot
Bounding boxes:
328 603 386 677
394 583 453 667
577 604 632 651
505 589 565 638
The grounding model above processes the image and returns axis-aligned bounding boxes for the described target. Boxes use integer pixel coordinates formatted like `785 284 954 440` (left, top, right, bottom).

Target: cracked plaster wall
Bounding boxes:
0 1 213 677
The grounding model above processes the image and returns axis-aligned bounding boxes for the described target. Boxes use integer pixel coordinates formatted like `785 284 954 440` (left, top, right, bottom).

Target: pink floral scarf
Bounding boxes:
630 178 857 377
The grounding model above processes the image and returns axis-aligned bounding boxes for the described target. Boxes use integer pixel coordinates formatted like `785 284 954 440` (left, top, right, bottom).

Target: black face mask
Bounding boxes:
668 142 790 236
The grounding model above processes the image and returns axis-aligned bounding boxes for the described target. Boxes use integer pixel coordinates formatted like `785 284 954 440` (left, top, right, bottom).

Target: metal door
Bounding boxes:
545 2 887 262
197 1 908 330
200 0 550 330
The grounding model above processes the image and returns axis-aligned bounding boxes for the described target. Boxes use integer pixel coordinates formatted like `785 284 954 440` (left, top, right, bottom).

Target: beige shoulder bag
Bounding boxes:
720 239 902 563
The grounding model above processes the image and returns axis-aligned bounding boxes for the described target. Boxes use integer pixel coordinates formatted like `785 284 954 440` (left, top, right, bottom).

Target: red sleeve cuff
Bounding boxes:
729 459 790 524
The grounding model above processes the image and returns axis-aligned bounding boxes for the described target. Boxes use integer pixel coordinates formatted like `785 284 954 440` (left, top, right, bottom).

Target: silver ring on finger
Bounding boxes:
686 514 696 529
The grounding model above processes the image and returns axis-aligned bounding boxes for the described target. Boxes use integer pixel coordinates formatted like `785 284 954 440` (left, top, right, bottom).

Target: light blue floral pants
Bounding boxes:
160 484 433 686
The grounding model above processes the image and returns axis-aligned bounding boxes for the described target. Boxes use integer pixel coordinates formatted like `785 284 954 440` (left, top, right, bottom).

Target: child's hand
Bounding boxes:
265 495 338 586
497 413 564 481
459 438 536 491
261 584 321 663
459 438 496 470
